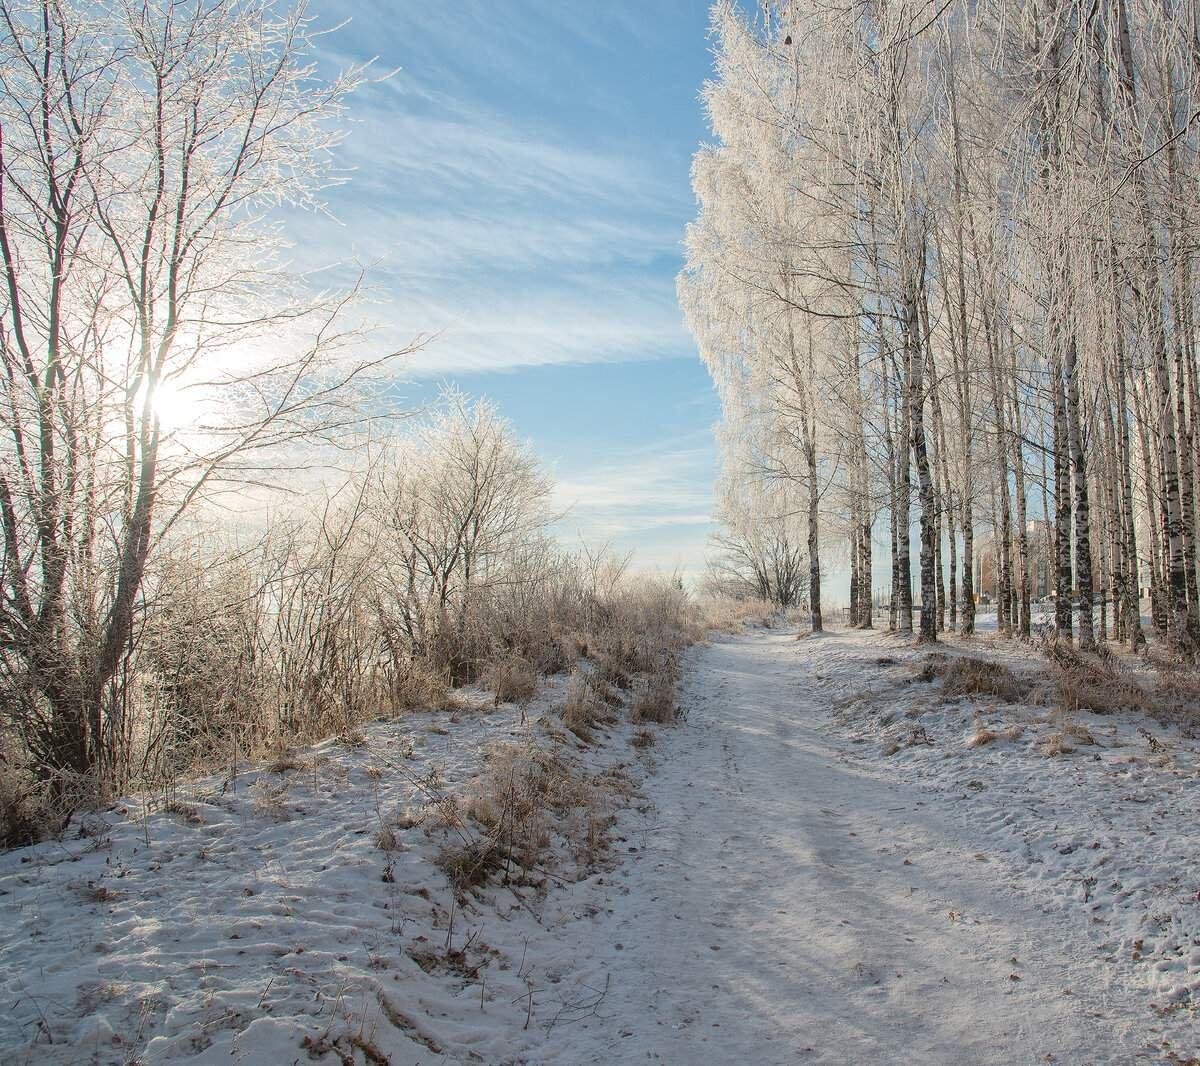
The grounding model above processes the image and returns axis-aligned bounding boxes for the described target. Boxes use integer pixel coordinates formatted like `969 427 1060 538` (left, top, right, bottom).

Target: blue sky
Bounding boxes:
295 1 722 576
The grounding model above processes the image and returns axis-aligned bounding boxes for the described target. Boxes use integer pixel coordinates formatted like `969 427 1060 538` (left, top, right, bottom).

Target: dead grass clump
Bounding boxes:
1040 732 1071 757
594 653 632 692
436 689 468 714
373 805 422 851
1 798 46 848
922 654 1028 703
336 729 367 749
583 670 623 708
81 881 121 904
965 723 1024 749
606 637 662 677
1042 638 1148 715
391 660 452 713
163 800 204 825
966 727 996 749
485 655 537 706
1150 668 1200 733
428 794 462 830
265 748 308 774
1039 720 1095 757
375 824 401 851
562 681 600 743
458 741 610 882
631 675 678 725
391 805 422 829
532 635 576 676
250 779 290 819
1063 722 1095 745
438 825 530 891
0 761 56 848
631 728 656 749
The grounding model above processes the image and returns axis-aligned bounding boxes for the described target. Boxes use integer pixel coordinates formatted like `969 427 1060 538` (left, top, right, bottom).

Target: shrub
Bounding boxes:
920 653 1028 703
561 675 603 743
1042 639 1148 714
631 675 678 725
484 655 537 706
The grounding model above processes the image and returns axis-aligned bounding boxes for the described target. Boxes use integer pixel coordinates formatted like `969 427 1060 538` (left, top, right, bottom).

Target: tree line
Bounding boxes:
682 0 1200 653
0 1 697 834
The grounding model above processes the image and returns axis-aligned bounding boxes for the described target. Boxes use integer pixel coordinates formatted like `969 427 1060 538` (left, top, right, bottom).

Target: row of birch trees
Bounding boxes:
681 0 1200 653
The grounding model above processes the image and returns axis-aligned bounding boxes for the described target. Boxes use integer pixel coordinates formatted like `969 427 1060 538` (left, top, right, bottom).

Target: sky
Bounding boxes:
290 1 723 578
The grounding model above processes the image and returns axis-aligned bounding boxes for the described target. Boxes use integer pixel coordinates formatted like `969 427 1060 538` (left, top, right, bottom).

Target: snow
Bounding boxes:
2 626 1197 1064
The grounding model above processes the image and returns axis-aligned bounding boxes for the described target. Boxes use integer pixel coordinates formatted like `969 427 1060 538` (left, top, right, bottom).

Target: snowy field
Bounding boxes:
2 626 1198 1065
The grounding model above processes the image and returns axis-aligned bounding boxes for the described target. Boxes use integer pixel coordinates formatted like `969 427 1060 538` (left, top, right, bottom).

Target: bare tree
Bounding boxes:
0 0 416 789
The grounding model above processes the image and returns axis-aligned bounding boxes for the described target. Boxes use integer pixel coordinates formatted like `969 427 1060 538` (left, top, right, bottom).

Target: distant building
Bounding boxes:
972 520 1054 601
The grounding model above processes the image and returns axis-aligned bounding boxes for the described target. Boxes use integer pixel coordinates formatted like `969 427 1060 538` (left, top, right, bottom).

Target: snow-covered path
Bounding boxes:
542 627 1169 1065
3 625 1192 1065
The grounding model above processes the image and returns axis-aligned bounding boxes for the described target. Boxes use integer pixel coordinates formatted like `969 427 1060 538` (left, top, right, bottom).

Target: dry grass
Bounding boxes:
631 681 676 724
485 655 538 706
434 839 504 891
0 761 55 848
1040 731 1071 757
80 881 121 904
1040 720 1096 756
694 595 779 632
631 658 680 725
583 670 623 708
631 728 656 749
0 759 106 849
594 653 632 692
1 569 703 864
1149 667 1200 733
163 800 203 825
336 729 367 749
1041 638 1149 715
265 748 309 774
965 723 1024 749
560 673 616 743
250 779 290 819
390 660 453 713
1063 721 1096 744
920 653 1028 702
453 740 614 886
562 698 596 744
375 824 401 851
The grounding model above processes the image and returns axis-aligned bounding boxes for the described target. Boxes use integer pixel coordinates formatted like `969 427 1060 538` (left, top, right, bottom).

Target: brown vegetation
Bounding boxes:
919 654 1028 703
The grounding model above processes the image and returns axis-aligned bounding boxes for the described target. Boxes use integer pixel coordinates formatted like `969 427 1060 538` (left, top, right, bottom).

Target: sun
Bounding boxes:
144 379 199 434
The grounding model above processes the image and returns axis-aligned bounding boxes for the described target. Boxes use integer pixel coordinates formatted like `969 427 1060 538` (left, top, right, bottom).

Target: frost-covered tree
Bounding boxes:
0 0 413 786
706 466 808 610
684 0 1200 655
366 393 554 682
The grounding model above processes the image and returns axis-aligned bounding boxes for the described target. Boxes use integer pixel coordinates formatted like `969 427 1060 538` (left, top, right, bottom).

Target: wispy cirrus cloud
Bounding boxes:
552 442 716 541
286 4 701 378
290 1 721 573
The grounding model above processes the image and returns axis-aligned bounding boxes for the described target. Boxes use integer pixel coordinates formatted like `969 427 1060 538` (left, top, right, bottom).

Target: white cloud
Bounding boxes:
277 37 695 377
551 443 715 543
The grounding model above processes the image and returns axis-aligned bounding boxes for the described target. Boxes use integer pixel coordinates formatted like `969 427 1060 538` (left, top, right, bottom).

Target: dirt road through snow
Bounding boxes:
541 627 1166 1065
